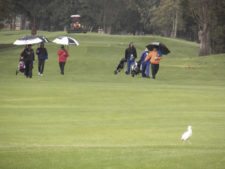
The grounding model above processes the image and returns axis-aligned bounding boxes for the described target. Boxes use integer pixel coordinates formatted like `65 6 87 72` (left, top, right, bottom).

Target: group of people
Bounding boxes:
114 42 162 79
19 43 69 78
19 41 163 79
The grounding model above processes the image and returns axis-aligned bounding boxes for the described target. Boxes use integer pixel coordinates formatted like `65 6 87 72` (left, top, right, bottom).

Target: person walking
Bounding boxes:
36 42 48 76
57 45 69 75
145 47 161 79
21 44 35 78
139 48 150 78
125 42 137 75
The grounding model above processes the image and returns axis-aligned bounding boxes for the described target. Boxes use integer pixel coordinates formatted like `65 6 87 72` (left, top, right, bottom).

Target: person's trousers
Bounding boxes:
142 61 150 77
126 59 134 74
151 64 159 79
24 61 33 78
59 62 66 75
38 59 45 74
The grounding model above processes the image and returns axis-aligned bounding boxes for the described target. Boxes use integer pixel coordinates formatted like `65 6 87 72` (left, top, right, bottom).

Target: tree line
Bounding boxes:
0 0 224 55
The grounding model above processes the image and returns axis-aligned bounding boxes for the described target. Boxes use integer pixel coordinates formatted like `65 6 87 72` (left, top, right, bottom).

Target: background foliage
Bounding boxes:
0 0 225 54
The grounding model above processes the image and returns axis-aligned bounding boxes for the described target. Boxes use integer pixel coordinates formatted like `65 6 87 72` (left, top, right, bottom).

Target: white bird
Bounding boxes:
181 125 192 141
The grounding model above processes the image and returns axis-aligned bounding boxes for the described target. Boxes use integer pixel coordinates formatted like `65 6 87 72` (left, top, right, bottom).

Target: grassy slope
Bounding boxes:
0 31 225 169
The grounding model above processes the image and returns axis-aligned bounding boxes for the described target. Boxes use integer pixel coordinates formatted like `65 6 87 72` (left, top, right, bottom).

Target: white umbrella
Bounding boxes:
13 35 43 45
37 36 49 43
52 36 79 46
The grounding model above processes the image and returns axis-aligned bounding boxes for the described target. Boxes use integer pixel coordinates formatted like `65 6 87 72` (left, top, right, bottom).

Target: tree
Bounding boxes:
0 0 9 20
135 0 160 34
0 0 18 30
209 0 225 54
1 0 224 54
102 0 123 34
111 0 146 34
78 0 104 31
189 0 213 56
150 0 182 38
12 0 48 34
178 0 198 41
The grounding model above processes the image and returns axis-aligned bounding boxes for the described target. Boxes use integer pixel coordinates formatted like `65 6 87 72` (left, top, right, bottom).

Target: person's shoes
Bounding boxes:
114 70 118 75
142 75 150 78
38 72 41 76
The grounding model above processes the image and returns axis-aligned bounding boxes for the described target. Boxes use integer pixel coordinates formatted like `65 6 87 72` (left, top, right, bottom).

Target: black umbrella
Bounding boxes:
146 42 170 55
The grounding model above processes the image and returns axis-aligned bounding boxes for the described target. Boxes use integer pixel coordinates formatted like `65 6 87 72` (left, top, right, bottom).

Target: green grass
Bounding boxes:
0 30 225 169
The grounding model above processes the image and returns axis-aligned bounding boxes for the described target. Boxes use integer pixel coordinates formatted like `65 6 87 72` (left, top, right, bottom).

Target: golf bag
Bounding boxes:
114 57 127 74
16 56 26 75
131 60 141 77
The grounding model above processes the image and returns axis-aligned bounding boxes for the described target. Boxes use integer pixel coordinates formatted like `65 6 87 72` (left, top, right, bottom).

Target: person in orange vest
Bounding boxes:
57 45 69 75
145 47 161 79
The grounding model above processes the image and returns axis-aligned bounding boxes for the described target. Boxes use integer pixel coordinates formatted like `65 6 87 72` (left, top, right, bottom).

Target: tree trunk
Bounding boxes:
106 26 112 34
198 2 211 56
198 23 211 56
171 9 178 38
103 0 106 33
21 15 26 30
31 16 37 35
10 16 16 30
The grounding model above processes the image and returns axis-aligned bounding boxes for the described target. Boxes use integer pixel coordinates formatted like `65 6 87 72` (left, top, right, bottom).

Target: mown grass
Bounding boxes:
0 30 225 169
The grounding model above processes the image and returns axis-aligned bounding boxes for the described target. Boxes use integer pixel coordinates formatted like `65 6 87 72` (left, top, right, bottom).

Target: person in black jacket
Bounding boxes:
125 42 137 75
36 43 48 76
21 44 35 78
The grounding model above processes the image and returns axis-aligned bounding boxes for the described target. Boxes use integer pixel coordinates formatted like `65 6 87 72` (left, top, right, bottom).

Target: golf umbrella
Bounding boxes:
146 42 170 55
37 36 49 43
13 35 43 45
52 36 79 46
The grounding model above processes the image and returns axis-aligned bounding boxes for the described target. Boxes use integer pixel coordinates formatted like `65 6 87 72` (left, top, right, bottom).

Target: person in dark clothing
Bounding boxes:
21 44 35 78
125 42 137 75
36 43 48 76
